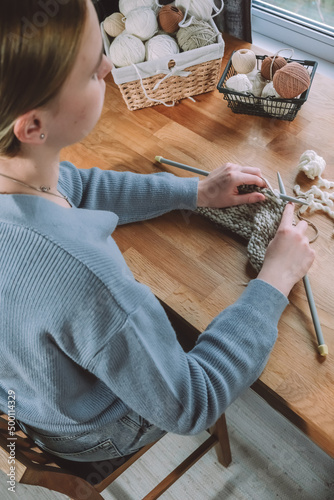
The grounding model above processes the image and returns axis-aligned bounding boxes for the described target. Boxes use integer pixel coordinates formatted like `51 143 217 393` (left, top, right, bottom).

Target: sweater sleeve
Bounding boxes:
88 278 288 435
58 161 198 223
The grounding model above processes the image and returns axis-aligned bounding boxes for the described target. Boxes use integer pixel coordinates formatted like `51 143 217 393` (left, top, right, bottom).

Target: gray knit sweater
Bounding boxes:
0 162 288 435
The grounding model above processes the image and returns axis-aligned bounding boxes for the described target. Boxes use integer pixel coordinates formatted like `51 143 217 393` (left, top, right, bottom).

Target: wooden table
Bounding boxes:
62 35 334 459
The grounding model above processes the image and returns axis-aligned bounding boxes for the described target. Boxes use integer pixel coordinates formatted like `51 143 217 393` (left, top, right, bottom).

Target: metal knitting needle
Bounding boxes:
156 156 308 205
277 172 328 356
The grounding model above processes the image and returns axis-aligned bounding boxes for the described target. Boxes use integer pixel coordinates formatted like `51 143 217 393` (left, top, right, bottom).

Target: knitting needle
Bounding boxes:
155 156 209 177
155 156 308 205
277 172 328 357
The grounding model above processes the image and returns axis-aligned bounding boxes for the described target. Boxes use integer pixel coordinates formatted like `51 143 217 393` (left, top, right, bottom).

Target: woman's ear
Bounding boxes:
13 110 46 144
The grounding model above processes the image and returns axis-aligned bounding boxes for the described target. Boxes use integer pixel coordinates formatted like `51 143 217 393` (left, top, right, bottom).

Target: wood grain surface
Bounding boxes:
61 35 334 458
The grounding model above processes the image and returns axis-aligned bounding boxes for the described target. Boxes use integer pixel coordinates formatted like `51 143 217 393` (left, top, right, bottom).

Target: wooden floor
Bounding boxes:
1 388 333 500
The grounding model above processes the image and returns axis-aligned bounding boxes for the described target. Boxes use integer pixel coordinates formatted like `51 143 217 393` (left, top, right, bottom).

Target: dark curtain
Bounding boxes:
93 0 252 43
214 0 252 43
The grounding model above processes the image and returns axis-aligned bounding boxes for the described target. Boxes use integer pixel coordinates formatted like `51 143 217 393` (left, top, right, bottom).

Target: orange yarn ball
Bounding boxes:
260 55 287 80
158 5 183 33
273 62 311 99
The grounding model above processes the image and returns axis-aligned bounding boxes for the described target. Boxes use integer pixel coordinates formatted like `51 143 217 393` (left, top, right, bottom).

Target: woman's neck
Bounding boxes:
0 149 61 194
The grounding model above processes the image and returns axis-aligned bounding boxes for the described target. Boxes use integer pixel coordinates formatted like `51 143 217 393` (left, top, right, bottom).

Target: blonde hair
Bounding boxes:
0 0 87 157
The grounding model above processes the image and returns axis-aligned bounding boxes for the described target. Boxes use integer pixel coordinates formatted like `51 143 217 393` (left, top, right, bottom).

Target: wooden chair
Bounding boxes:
0 412 231 499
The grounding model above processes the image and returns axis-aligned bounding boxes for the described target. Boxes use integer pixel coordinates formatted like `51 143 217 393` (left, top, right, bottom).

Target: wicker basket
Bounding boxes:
101 21 224 111
217 53 318 121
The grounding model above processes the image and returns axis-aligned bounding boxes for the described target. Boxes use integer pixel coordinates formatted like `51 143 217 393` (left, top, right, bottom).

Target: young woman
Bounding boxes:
0 0 314 461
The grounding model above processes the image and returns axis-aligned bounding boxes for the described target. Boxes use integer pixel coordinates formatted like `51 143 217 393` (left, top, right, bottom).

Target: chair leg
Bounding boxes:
20 468 103 500
210 414 232 467
143 433 218 500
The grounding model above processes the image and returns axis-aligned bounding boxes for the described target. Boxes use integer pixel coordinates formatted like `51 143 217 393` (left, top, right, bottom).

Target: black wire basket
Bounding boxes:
217 53 318 121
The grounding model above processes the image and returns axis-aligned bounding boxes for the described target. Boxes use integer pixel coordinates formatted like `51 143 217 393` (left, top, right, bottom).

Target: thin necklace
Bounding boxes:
0 171 70 204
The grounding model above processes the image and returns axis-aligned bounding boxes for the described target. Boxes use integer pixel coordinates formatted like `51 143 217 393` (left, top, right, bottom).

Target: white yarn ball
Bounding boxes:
251 71 268 97
226 74 252 93
109 33 145 67
226 74 253 103
145 34 179 60
262 81 280 98
175 0 216 22
231 49 256 74
125 7 158 41
119 0 155 17
297 150 326 179
261 81 291 116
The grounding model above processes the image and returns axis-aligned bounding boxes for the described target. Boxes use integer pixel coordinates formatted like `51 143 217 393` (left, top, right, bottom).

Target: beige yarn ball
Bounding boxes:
231 49 256 74
109 33 145 67
261 55 287 80
125 7 158 41
273 62 311 99
103 12 125 38
176 19 217 51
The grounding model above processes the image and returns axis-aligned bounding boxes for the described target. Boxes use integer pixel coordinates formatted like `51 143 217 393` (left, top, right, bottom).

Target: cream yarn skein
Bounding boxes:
125 7 158 41
145 34 179 60
109 33 145 67
103 12 125 38
231 49 256 74
119 0 155 17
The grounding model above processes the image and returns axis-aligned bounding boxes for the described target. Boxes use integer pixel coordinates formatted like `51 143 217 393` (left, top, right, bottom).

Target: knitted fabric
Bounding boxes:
196 185 286 273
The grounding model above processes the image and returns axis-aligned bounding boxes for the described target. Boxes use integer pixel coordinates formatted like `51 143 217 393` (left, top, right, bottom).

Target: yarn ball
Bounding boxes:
119 0 155 17
251 71 268 97
125 7 158 41
260 55 287 80
176 19 217 51
226 74 252 93
103 12 125 38
145 34 179 60
109 33 145 67
158 5 183 33
262 81 280 98
273 62 310 99
231 49 256 74
261 82 292 116
297 150 326 179
175 0 214 22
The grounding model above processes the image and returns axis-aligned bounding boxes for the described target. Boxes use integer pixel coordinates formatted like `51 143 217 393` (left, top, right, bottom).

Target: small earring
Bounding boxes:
40 133 45 140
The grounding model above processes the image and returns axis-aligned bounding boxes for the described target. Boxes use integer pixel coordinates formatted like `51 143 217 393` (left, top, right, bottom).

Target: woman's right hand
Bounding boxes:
257 203 315 297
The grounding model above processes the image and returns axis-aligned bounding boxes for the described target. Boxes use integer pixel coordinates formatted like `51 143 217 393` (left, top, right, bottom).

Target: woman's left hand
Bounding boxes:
197 163 267 208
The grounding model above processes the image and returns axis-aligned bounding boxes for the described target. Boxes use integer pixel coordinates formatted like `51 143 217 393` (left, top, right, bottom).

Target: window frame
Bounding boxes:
252 0 334 64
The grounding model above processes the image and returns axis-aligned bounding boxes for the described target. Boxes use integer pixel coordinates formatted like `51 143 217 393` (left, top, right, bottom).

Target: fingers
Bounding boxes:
238 166 266 186
279 203 308 233
231 192 266 205
224 164 266 188
279 202 295 226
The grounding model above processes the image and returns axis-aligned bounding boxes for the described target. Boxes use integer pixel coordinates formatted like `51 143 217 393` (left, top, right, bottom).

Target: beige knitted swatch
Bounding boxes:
196 186 286 273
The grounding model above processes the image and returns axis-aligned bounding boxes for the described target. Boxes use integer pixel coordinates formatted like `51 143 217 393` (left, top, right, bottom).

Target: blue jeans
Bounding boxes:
18 410 166 462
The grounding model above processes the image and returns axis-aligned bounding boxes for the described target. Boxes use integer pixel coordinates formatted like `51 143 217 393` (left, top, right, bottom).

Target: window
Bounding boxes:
252 1 334 63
